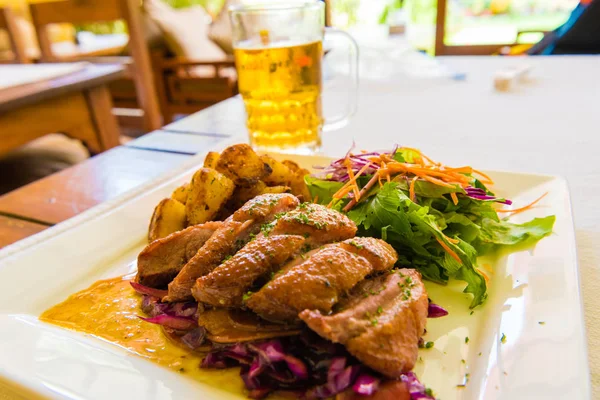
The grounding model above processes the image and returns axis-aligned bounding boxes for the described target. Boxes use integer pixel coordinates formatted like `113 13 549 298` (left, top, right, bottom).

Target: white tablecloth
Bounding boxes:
321 55 600 397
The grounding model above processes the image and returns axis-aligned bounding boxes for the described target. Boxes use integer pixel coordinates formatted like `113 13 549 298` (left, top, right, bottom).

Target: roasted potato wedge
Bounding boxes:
260 155 294 186
216 144 271 186
230 181 268 208
229 182 292 209
262 185 292 194
148 198 187 242
186 168 235 225
289 168 311 201
282 160 301 173
171 183 189 204
203 151 220 169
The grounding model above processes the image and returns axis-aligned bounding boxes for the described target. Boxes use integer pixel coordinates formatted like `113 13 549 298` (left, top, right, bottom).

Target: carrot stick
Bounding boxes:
496 192 548 215
436 237 462 264
409 176 418 203
343 171 380 212
450 192 459 205
472 169 494 184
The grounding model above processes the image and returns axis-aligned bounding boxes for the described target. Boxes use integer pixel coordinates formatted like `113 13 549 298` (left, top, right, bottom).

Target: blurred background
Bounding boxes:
0 0 594 194
0 0 583 57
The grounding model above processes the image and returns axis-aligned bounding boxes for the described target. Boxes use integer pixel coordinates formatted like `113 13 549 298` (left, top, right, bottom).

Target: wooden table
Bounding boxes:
0 63 124 156
0 130 230 246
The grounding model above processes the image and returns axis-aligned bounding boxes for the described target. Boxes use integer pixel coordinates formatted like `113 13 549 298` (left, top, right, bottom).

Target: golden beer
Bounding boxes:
234 40 323 150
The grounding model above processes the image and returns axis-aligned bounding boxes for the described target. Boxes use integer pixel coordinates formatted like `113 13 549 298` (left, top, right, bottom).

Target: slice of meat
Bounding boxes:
198 309 301 343
136 221 222 288
339 237 398 272
192 234 306 307
269 203 357 247
246 245 372 323
165 220 253 302
166 194 299 302
299 269 428 378
232 193 300 223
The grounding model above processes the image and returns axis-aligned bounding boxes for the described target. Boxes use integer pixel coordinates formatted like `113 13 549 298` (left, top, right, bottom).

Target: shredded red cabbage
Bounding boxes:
313 146 513 205
139 293 199 320
465 186 512 205
134 286 436 400
352 374 380 395
201 335 433 399
137 292 207 350
139 314 197 330
314 148 394 182
427 302 449 318
130 281 168 298
402 372 435 400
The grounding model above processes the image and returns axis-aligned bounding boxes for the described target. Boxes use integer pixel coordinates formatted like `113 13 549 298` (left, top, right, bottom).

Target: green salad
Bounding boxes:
306 146 555 307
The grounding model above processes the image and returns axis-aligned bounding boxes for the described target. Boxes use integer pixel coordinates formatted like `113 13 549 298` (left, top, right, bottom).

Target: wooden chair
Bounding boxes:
29 0 162 132
0 7 30 64
151 49 238 124
324 0 332 27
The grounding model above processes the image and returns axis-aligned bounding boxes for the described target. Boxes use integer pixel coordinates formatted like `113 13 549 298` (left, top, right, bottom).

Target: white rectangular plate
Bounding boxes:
0 152 590 400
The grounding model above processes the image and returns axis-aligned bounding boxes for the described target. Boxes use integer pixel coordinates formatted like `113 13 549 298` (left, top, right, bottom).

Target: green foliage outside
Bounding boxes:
161 0 225 14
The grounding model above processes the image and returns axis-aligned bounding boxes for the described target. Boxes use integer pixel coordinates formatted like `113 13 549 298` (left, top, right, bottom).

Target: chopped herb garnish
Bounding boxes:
425 388 433 397
242 291 254 302
538 321 545 325
501 333 507 344
424 341 434 349
314 221 327 229
223 255 233 262
470 311 474 315
260 222 275 235
461 359 466 364
295 213 310 224
465 337 469 344
348 240 364 249
478 352 482 356
371 319 378 326
248 233 256 241
377 306 383 315
303 232 310 238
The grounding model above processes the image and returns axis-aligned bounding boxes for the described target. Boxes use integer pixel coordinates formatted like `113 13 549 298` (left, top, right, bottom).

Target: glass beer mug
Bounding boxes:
229 1 358 153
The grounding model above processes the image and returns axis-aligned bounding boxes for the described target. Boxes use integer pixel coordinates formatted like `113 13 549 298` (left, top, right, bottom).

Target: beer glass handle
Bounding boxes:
322 27 359 132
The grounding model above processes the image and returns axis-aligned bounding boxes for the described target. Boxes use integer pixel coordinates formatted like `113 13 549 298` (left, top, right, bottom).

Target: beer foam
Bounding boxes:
235 37 321 50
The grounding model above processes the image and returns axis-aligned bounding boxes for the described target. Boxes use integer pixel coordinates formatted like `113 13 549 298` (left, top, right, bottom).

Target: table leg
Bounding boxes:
85 85 121 151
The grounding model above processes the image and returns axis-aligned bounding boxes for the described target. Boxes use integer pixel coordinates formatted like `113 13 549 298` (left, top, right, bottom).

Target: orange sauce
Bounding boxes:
39 277 247 395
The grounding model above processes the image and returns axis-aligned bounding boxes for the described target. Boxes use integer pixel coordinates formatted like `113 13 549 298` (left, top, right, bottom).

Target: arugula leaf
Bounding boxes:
304 176 344 205
357 183 488 307
473 216 555 254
